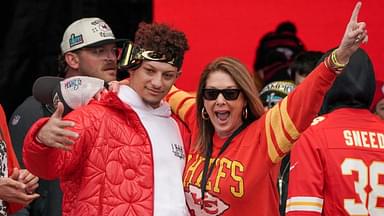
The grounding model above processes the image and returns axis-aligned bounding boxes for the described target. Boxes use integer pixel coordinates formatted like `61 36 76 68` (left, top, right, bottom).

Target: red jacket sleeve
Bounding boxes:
22 117 64 180
23 104 99 181
262 62 336 163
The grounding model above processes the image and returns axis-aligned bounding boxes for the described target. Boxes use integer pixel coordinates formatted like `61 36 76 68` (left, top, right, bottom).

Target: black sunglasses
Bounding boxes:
202 88 242 100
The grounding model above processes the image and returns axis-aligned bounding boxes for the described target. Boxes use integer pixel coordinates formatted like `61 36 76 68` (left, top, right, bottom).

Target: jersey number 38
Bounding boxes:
341 158 384 215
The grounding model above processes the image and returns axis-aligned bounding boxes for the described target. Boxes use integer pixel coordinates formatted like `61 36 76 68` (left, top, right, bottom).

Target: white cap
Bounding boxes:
60 17 116 53
59 76 105 109
33 76 105 115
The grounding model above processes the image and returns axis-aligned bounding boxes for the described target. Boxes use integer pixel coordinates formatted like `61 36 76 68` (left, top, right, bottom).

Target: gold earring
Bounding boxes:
201 107 209 120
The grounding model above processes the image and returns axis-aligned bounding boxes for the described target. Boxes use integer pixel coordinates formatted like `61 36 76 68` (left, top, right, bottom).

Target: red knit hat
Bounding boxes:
370 80 384 111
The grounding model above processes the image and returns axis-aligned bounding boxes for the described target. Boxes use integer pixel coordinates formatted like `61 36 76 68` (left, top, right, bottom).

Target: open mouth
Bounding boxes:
215 111 230 122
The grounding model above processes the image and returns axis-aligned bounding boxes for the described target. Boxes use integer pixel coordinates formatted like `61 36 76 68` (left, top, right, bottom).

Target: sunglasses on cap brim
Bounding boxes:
202 88 242 100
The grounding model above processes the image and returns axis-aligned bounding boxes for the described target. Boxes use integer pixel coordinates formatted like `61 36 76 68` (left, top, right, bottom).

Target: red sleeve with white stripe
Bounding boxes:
286 127 324 216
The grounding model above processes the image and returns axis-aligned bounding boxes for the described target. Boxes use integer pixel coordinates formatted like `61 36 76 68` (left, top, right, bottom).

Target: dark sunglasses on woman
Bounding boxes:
202 88 241 100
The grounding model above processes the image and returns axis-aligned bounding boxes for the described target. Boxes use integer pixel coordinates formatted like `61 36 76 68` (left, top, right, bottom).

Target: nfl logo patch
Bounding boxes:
11 114 21 126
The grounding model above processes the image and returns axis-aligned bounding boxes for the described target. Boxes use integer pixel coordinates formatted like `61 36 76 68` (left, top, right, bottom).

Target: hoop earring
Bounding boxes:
242 107 248 120
201 107 210 120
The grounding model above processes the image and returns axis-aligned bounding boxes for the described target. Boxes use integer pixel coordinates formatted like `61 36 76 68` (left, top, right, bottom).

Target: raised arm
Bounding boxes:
263 1 368 163
336 1 367 64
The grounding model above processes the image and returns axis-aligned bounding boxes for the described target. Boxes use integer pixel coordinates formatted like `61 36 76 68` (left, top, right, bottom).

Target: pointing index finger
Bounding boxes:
350 1 362 23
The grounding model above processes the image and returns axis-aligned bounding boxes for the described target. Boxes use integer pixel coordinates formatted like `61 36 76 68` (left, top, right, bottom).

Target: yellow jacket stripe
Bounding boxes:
167 86 195 121
266 97 300 162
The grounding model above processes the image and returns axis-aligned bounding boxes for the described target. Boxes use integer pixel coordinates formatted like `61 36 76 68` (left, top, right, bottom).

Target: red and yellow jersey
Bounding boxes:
167 63 336 216
286 108 384 216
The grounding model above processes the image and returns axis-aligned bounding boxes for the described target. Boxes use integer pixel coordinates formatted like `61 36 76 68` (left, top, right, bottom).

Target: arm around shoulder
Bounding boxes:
166 85 196 126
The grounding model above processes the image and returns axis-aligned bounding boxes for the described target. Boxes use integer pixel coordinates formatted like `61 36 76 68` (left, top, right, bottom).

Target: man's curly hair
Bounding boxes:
134 22 189 69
